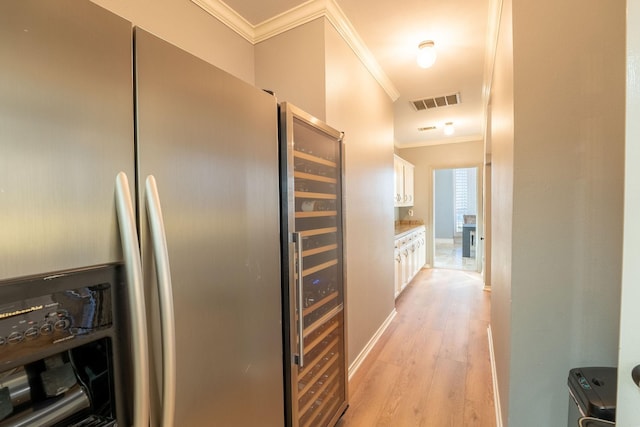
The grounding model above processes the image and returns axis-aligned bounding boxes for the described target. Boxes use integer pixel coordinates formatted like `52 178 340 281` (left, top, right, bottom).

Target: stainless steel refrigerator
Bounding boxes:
0 2 284 426
279 103 349 427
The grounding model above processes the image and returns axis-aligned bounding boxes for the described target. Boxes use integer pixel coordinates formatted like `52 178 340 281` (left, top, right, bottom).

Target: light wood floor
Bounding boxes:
336 268 495 427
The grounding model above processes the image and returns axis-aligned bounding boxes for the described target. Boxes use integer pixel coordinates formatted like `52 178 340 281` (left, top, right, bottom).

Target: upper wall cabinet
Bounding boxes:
394 155 414 207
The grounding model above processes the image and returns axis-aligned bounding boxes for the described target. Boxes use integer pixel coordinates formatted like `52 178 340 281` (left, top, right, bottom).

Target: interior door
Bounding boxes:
617 0 640 423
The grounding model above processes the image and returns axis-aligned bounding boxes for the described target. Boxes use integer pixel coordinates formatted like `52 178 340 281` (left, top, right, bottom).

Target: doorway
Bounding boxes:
433 167 478 271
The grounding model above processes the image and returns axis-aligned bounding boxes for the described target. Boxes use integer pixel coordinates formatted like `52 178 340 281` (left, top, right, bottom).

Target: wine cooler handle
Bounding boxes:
293 232 305 367
145 176 176 427
115 172 150 427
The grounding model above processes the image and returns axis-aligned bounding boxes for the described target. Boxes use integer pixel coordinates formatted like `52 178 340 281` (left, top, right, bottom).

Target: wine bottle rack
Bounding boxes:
297 312 345 427
281 103 347 427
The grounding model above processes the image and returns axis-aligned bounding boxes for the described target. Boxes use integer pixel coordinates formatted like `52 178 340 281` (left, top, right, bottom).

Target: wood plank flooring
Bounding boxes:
336 268 495 427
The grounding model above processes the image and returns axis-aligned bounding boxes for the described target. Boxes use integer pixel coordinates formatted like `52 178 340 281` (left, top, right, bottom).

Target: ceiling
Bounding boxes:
202 0 491 148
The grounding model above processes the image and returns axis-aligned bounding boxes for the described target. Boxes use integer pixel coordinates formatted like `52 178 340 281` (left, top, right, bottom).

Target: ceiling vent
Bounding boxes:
411 92 460 111
418 126 437 132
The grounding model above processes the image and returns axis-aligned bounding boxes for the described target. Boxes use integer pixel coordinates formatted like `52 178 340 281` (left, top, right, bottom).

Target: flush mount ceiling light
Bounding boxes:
443 122 455 136
417 40 436 68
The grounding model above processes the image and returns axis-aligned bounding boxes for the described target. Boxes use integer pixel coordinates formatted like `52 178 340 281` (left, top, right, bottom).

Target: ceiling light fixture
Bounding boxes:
417 40 436 68
443 122 455 136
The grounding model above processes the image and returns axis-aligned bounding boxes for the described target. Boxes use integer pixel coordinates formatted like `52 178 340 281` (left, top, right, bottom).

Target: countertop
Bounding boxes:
394 221 425 238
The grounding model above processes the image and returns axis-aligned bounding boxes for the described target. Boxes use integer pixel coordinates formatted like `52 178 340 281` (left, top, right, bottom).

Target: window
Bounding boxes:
454 168 477 232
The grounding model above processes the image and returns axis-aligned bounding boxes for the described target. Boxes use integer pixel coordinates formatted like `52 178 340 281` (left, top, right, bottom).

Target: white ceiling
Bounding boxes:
213 0 491 148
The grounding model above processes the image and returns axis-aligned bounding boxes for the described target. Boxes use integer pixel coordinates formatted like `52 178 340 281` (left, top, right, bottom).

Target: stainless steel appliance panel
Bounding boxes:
134 29 284 426
0 1 135 281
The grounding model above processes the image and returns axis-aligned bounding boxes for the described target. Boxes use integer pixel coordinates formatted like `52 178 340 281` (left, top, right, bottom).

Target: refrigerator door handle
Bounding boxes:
292 232 304 367
115 172 150 427
145 175 176 427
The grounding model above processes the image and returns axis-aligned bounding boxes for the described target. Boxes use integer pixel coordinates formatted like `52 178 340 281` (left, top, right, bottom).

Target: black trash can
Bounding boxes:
568 367 617 426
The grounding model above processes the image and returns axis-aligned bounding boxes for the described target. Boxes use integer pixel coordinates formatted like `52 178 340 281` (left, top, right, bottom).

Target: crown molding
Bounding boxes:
324 0 400 101
396 134 484 149
190 0 254 42
191 0 400 101
253 0 326 43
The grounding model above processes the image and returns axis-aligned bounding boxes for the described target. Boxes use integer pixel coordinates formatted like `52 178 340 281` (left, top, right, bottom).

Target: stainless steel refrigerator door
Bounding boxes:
134 29 285 427
0 1 135 281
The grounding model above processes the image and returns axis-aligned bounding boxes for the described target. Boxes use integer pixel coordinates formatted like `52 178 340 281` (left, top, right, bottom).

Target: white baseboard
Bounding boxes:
487 325 503 427
348 308 397 380
435 238 454 244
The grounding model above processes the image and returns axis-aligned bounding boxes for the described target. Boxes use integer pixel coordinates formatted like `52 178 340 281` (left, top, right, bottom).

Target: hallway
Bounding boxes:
337 268 495 427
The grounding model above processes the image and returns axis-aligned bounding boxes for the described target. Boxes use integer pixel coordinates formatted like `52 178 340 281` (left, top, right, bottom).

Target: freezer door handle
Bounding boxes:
293 232 305 367
145 175 176 427
115 172 150 427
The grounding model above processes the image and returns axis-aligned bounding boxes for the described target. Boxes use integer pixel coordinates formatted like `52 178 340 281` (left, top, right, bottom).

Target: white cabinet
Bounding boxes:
394 156 404 205
394 226 426 298
394 155 414 207
403 161 414 205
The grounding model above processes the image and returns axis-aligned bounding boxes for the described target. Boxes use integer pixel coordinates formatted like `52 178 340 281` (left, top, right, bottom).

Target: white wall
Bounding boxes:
490 0 625 424
434 169 455 239
91 0 255 83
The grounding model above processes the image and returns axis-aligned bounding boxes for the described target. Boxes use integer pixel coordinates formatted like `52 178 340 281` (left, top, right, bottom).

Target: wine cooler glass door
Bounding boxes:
281 102 348 427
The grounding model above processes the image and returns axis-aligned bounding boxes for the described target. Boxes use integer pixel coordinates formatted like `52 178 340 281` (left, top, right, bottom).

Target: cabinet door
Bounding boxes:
394 156 404 206
393 155 414 207
394 246 402 297
418 231 427 268
403 162 414 206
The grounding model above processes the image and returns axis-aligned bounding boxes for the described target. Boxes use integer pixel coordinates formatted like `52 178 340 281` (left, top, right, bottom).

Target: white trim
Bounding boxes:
435 238 454 245
348 308 397 380
481 0 504 132
396 133 485 149
190 0 400 102
487 325 503 427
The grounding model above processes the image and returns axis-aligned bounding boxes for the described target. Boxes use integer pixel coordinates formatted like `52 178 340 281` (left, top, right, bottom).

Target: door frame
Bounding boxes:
429 163 484 273
617 0 640 423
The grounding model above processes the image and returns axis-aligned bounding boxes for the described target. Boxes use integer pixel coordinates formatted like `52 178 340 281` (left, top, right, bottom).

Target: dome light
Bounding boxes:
443 122 455 136
417 40 436 68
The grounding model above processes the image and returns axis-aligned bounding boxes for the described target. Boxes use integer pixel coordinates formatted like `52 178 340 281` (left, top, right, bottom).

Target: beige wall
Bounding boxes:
490 0 625 424
489 0 514 421
617 1 640 423
324 21 396 368
91 0 255 83
255 18 396 368
255 19 327 120
398 141 485 267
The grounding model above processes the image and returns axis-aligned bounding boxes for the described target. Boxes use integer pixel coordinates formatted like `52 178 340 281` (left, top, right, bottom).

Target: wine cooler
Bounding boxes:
280 102 348 427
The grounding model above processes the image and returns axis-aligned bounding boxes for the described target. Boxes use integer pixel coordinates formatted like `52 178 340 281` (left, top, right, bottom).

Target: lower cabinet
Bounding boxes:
394 226 426 298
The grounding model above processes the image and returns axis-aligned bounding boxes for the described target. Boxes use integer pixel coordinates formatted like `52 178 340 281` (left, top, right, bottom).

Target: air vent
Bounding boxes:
411 92 461 111
418 126 437 132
